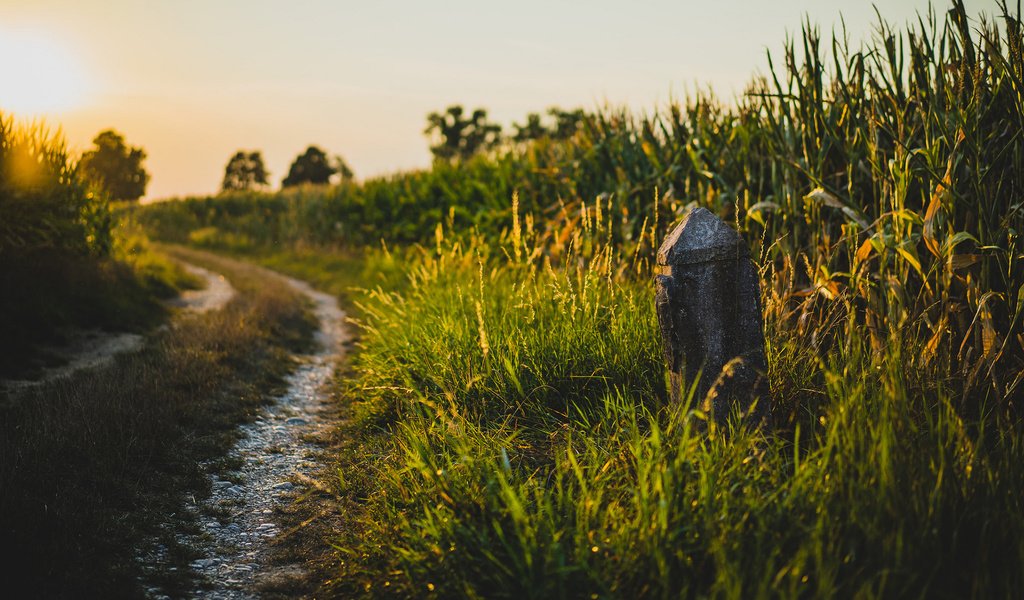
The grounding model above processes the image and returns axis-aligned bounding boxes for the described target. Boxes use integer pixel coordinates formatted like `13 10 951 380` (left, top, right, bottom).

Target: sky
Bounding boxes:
0 0 999 200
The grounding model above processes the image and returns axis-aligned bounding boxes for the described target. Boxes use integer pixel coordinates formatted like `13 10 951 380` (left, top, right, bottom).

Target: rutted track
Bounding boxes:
0 262 236 395
142 268 348 599
166 262 237 314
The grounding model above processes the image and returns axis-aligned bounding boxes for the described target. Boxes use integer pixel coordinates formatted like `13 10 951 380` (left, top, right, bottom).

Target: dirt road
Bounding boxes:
141 265 348 599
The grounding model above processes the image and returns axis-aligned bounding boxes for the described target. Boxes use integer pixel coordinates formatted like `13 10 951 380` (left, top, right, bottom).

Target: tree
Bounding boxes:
221 151 268 192
334 155 354 183
510 107 586 144
79 129 149 201
548 108 587 140
513 113 548 142
425 105 502 161
282 145 336 187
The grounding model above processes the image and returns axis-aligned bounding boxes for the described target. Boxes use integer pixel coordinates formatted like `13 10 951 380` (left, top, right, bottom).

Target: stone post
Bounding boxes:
655 207 771 426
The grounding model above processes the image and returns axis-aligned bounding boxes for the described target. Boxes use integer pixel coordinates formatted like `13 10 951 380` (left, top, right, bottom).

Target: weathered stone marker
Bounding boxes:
655 207 771 426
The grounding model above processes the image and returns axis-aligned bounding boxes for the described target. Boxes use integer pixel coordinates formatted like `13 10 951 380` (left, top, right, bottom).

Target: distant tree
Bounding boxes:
513 113 548 142
425 105 502 161
548 108 587 139
79 129 149 201
282 145 336 187
510 108 586 144
334 155 354 183
221 151 269 192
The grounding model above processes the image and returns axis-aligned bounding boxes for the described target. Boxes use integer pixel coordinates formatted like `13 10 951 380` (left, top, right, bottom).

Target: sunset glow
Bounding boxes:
0 0 998 199
0 29 91 116
2 1 1022 597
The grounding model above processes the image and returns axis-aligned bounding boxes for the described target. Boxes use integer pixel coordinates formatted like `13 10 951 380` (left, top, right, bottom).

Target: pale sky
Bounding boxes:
0 0 998 199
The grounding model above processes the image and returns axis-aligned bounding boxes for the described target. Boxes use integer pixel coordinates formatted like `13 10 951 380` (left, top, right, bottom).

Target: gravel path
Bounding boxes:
0 261 236 395
141 271 347 599
165 263 236 314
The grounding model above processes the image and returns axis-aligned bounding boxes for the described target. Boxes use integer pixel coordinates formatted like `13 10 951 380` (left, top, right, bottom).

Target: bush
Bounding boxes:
0 116 111 257
0 115 184 377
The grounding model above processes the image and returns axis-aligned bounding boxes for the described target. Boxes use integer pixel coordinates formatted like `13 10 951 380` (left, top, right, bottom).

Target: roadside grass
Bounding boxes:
116 217 203 298
0 247 316 598
305 239 1024 598
0 249 171 377
129 1 1023 596
176 236 1024 597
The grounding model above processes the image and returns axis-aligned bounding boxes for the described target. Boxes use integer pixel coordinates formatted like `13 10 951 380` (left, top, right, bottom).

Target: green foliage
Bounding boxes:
139 0 1024 401
513 112 547 143
282 145 338 187
548 107 587 140
80 129 149 202
221 150 269 192
336 154 354 183
426 105 502 161
512 108 588 143
0 115 112 257
354 241 663 428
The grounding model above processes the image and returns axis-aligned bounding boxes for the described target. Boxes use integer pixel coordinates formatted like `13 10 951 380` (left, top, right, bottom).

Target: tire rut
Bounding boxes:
140 268 348 599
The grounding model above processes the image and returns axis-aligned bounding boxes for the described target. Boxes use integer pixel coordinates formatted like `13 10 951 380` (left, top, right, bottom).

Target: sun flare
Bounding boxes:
0 29 91 116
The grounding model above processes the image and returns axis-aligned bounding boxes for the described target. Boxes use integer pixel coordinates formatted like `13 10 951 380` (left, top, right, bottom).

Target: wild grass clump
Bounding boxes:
352 238 662 431
324 230 1024 598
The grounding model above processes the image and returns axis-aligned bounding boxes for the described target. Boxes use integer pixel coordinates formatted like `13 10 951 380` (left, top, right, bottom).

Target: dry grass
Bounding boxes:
0 247 315 597
127 2 1024 596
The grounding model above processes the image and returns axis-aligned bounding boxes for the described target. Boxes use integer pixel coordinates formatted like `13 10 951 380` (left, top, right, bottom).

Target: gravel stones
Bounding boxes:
139 272 347 599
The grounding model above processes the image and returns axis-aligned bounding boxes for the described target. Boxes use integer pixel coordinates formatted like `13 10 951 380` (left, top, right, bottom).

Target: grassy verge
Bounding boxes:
312 239 1024 598
0 247 316 598
188 236 1023 598
0 250 167 377
128 2 1023 595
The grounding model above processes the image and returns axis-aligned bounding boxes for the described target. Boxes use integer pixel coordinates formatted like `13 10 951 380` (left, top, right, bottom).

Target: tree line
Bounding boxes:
221 146 353 192
218 105 586 193
78 105 587 200
425 105 587 161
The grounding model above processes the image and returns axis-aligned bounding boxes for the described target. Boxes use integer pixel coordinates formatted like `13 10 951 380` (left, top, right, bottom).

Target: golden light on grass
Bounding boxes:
0 29 91 116
6 145 44 189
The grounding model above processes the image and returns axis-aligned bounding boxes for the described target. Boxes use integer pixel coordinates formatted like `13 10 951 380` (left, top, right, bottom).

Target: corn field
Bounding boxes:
139 1 1023 407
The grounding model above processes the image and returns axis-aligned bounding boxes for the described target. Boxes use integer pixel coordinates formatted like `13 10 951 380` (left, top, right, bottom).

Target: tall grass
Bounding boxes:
0 115 111 257
133 2 1024 595
287 222 1023 598
138 1 1023 404
0 115 194 376
0 249 315 596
